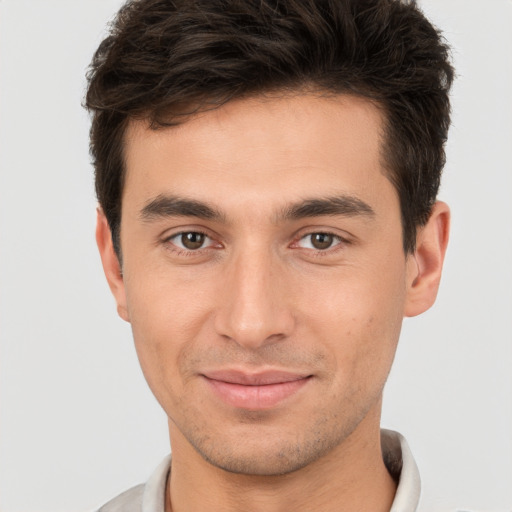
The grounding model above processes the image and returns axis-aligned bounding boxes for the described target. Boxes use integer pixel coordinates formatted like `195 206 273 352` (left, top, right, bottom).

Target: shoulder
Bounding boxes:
95 484 144 512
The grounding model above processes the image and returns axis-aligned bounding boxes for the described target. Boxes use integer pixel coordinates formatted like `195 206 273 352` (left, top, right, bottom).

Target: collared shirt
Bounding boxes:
96 429 421 512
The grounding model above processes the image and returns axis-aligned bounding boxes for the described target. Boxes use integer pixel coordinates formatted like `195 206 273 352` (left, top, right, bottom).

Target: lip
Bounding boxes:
201 370 312 410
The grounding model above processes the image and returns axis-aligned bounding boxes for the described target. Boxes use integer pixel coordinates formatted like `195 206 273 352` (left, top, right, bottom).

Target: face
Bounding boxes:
99 93 438 476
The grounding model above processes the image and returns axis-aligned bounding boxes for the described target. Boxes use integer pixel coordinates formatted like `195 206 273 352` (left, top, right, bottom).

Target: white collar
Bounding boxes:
382 429 421 512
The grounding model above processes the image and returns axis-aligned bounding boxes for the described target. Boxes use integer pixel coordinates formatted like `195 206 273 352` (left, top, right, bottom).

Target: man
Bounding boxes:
85 0 453 510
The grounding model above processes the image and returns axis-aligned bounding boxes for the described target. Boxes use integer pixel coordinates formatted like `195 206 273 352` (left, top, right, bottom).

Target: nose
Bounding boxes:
214 246 295 350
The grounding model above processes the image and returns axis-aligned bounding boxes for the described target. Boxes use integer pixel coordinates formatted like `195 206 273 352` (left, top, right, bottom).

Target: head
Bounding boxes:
87 0 452 477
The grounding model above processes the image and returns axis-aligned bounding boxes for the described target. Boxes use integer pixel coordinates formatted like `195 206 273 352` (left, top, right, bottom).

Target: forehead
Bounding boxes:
122 93 394 219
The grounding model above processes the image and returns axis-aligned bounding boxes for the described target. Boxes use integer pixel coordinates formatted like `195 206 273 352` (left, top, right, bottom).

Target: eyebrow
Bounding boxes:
281 196 375 220
140 195 225 222
139 194 375 223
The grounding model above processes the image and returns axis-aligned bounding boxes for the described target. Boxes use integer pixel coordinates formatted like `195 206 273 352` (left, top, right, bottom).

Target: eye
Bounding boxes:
167 231 212 251
297 232 342 250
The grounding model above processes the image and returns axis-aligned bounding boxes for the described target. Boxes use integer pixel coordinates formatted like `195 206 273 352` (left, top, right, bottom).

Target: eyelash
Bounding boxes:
161 230 350 257
292 232 349 257
163 230 219 256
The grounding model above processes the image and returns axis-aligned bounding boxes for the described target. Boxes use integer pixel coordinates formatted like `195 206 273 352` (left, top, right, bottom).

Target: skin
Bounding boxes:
97 93 450 512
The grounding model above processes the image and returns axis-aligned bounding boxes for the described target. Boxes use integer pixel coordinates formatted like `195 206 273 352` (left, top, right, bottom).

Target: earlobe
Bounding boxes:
404 201 450 317
95 208 130 322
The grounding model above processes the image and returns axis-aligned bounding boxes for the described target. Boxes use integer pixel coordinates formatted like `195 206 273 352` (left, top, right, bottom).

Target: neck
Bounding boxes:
165 406 396 512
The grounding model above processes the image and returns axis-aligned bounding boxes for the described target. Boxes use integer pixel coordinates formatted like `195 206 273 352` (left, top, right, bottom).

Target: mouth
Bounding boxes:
201 370 313 410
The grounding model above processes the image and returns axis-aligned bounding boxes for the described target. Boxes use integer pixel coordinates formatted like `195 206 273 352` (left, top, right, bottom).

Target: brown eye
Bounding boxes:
180 232 206 250
297 232 341 250
310 233 334 250
166 231 220 254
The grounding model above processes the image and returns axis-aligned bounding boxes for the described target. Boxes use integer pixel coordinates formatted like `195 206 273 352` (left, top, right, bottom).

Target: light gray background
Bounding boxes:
0 1 511 511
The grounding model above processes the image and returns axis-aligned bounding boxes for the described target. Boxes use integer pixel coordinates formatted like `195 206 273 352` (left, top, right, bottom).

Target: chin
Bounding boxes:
199 447 321 476
186 421 351 477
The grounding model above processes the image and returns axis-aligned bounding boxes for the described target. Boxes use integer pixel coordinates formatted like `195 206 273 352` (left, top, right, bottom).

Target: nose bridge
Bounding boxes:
214 242 293 348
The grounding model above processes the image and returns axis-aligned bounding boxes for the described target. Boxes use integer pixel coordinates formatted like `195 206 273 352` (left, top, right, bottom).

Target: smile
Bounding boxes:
201 370 312 410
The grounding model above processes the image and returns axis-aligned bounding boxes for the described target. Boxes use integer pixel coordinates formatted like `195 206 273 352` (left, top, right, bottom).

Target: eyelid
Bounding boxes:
169 231 210 249
288 228 353 258
159 226 352 256
292 226 351 242
162 228 222 253
296 232 343 249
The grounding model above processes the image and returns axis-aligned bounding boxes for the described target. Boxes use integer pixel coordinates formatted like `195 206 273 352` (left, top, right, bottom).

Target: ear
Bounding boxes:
96 208 130 322
404 201 450 317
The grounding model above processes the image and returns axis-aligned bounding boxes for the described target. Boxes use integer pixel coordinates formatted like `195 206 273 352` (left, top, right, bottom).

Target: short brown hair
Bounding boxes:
85 0 454 256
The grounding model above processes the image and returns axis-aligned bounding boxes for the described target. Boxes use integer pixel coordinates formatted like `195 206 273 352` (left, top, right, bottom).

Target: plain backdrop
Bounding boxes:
0 1 511 511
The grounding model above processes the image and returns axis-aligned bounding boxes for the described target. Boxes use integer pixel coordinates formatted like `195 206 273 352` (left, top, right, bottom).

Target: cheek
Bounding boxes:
123 273 214 407
298 262 406 385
